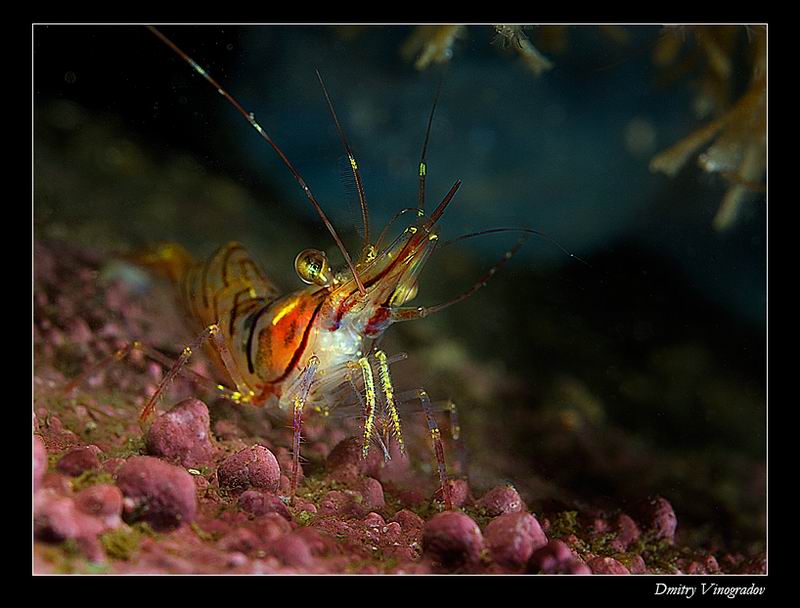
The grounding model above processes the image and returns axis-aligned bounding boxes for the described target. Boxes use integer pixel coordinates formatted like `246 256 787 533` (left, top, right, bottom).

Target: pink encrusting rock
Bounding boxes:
237 490 292 521
116 456 197 531
75 484 124 528
217 445 281 495
325 437 383 479
588 556 630 574
34 435 47 491
476 485 524 516
485 511 548 568
422 511 484 569
527 540 592 574
145 399 216 468
639 496 678 544
56 445 102 476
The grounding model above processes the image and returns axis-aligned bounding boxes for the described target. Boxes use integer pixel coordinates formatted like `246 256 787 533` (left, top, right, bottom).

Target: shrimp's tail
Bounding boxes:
125 242 195 286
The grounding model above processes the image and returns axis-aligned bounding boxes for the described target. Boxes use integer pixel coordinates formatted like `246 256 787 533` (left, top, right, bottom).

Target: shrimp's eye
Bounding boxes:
295 248 330 286
390 280 418 306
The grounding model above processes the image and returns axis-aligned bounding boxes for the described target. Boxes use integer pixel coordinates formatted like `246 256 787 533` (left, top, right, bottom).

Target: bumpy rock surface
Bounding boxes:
217 445 281 495
145 398 216 468
56 445 102 476
116 456 197 531
422 511 484 569
477 485 524 516
485 511 548 567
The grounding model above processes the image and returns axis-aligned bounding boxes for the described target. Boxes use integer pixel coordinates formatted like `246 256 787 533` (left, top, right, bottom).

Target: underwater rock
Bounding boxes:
588 556 630 574
476 485 524 516
326 437 383 479
485 511 548 568
527 540 591 574
268 532 314 568
145 398 216 468
34 435 47 491
434 478 471 508
628 554 648 574
392 509 425 535
217 445 281 495
356 477 385 511
613 512 641 550
116 455 197 531
238 490 292 521
75 484 123 527
422 511 484 569
217 527 261 554
35 489 92 542
56 444 102 476
638 496 677 544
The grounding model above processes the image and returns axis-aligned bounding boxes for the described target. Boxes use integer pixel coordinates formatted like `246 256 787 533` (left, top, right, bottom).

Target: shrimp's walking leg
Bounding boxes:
138 324 244 426
395 388 453 511
374 350 405 457
290 355 320 501
63 336 250 408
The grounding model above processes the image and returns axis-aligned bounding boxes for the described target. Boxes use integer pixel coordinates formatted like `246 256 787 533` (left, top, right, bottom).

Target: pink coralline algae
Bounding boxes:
34 435 47 491
485 511 548 568
588 556 630 574
145 398 217 468
217 445 281 495
639 496 678 544
56 445 102 476
422 511 484 570
527 540 591 574
115 455 198 531
237 490 292 520
476 485 524 516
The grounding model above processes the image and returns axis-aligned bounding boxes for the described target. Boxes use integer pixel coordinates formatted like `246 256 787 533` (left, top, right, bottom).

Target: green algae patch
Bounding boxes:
190 522 215 542
70 469 116 492
546 510 579 538
100 522 158 561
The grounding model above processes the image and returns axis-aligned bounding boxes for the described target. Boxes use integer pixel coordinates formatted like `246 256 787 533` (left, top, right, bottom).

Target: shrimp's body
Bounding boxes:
124 27 514 508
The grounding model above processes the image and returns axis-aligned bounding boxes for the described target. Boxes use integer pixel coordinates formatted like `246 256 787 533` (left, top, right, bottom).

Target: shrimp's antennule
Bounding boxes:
315 69 370 250
147 26 366 296
417 78 444 214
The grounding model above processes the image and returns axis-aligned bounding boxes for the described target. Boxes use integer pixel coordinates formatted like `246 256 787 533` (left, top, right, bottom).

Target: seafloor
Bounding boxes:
33 99 765 574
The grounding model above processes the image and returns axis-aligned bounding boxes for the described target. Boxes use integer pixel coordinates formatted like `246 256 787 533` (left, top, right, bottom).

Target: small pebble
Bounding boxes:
269 534 313 568
476 485 523 516
217 445 281 495
145 398 216 468
238 490 292 521
115 455 198 531
486 511 548 567
527 540 592 574
422 511 484 569
588 556 630 574
56 445 102 476
639 496 677 544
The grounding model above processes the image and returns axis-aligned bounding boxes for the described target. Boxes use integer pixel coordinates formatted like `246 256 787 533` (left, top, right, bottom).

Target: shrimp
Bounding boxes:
80 27 531 510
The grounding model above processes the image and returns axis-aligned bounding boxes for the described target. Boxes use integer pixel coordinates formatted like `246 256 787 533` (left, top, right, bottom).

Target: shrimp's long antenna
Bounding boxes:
147 26 366 296
443 227 589 266
391 235 525 323
315 69 370 251
418 79 443 213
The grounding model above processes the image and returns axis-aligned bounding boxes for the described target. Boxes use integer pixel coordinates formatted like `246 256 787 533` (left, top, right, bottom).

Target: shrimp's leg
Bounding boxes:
373 350 405 457
290 355 320 501
62 338 243 403
138 324 253 426
395 388 453 511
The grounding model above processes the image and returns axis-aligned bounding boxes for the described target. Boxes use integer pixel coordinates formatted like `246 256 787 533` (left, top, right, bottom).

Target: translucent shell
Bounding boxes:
294 248 331 286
